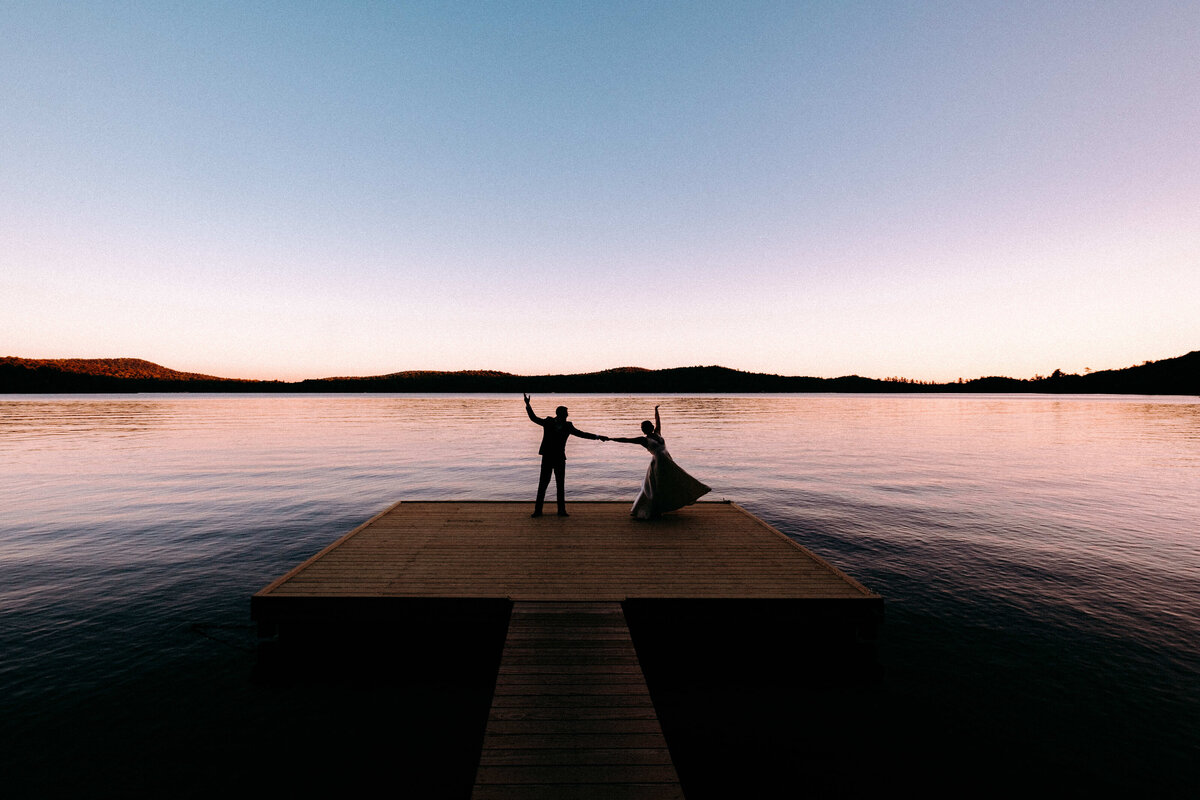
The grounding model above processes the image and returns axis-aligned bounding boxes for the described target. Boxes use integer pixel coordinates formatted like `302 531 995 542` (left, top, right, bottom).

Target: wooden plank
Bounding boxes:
495 674 648 685
483 720 668 735
479 734 679 749
486 708 662 722
472 786 685 800
495 657 643 668
493 686 653 697
497 665 646 675
478 747 675 766
474 765 681 783
488 695 657 709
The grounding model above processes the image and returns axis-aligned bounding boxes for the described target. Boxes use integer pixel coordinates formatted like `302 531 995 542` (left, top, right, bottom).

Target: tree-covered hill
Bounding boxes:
1 351 1195 395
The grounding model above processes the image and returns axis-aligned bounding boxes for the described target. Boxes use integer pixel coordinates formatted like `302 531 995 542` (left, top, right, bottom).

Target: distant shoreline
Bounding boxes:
2 351 1197 395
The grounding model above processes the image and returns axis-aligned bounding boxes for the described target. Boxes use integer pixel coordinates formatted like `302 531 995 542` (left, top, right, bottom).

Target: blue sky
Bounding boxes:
3 1 1198 380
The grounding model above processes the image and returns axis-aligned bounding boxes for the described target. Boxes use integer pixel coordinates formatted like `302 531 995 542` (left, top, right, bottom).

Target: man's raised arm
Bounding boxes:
524 393 541 424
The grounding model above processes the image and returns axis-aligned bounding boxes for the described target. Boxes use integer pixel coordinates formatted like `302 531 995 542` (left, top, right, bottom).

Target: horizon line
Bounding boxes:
4 351 1196 387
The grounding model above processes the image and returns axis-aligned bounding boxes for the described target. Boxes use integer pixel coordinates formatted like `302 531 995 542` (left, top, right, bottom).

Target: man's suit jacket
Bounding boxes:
528 406 598 460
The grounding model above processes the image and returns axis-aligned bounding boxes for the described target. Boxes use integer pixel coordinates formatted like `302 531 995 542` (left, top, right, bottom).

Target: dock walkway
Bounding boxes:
474 602 682 799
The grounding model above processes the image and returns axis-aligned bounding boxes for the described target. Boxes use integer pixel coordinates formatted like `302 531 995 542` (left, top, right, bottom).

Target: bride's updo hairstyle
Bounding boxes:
641 420 655 435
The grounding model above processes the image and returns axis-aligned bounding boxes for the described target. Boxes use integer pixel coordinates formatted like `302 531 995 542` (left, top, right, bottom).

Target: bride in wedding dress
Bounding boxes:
609 405 710 519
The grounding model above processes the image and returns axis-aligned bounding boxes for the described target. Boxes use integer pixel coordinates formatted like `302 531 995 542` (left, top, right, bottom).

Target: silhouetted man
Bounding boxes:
524 393 606 517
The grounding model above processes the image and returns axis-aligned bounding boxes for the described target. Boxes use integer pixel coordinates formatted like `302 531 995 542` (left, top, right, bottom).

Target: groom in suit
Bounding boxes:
524 393 607 517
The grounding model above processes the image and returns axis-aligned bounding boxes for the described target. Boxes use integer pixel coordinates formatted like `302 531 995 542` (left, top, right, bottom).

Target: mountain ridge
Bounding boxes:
1 351 1196 395
0 356 232 382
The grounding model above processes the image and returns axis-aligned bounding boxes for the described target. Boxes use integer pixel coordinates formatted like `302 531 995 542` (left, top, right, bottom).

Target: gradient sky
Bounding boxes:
3 1 1198 381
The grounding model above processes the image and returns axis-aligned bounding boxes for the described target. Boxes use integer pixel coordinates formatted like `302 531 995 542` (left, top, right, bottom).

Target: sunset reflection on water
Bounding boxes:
1 392 1197 794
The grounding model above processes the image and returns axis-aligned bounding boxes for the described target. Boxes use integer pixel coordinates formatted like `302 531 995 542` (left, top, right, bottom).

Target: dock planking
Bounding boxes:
252 500 879 606
251 501 882 798
473 602 683 800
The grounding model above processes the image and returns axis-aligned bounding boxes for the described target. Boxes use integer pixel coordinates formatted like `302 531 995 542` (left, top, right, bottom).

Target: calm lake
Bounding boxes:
2 393 1198 796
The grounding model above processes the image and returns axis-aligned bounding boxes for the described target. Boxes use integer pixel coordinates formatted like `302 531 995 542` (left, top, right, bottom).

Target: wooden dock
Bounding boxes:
252 500 877 604
252 501 881 798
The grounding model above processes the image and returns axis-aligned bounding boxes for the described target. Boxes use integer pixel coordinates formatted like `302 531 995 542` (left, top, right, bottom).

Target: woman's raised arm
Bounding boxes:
653 405 661 435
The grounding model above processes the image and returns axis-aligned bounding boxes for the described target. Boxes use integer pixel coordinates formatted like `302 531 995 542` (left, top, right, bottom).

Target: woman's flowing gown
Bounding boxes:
630 434 710 519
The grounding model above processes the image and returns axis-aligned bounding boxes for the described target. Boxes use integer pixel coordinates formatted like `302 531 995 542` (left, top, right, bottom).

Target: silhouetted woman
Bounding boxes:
609 405 710 519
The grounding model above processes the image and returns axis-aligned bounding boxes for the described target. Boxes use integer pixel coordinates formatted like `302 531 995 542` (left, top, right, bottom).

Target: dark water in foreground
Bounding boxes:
2 393 1198 796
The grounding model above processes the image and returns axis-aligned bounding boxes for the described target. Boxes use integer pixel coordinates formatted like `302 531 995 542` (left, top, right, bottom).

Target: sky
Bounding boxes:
3 1 1198 382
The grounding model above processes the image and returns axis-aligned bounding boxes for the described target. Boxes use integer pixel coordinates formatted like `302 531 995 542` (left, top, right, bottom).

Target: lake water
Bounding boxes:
2 393 1198 796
